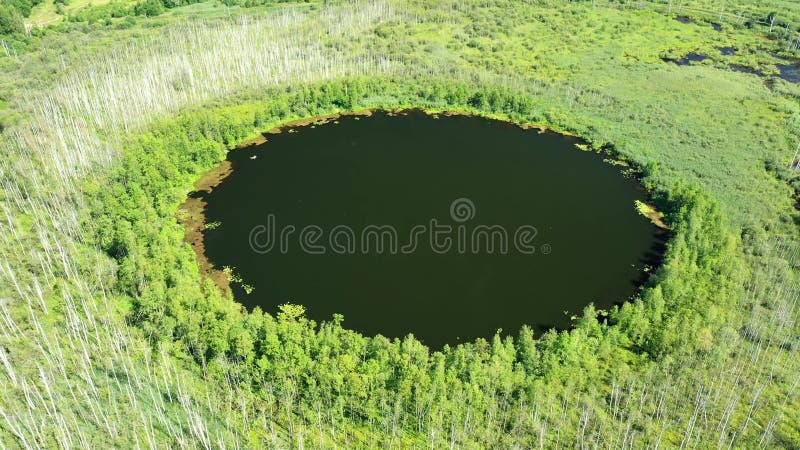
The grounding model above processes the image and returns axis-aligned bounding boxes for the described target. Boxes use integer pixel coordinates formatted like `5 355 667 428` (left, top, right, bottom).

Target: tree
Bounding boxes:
767 12 777 32
0 5 24 35
133 0 164 17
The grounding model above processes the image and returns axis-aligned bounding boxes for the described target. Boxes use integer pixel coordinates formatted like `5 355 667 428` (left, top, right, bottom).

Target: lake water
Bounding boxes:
198 110 664 347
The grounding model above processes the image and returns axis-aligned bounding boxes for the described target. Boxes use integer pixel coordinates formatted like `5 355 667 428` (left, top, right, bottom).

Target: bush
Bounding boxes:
133 0 164 17
0 4 24 34
2 0 42 18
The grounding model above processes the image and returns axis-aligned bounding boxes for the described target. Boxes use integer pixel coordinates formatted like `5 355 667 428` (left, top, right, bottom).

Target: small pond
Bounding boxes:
192 110 665 347
776 63 800 83
663 52 708 65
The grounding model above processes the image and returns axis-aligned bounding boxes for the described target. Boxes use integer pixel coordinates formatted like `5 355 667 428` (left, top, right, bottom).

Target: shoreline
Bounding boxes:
178 107 670 295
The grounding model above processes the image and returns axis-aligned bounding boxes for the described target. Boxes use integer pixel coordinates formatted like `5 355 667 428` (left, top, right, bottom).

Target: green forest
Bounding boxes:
1 0 799 448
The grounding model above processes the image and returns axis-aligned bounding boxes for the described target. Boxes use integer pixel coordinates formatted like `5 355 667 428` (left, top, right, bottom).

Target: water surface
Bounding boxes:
199 110 663 346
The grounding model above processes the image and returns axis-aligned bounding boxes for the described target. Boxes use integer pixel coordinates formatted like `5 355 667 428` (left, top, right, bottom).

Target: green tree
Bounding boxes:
133 0 164 17
0 4 24 34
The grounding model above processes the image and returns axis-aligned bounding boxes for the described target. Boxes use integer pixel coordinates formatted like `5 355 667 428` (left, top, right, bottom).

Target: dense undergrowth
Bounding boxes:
1 0 799 447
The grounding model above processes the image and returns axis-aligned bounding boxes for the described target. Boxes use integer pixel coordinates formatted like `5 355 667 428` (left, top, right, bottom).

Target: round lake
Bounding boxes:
198 110 664 347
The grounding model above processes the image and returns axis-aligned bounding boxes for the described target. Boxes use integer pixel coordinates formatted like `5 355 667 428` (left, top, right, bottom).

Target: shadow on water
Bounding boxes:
634 229 671 288
195 110 667 347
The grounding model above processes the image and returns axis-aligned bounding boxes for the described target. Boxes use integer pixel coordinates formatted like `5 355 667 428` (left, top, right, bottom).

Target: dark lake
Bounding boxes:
199 110 664 347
